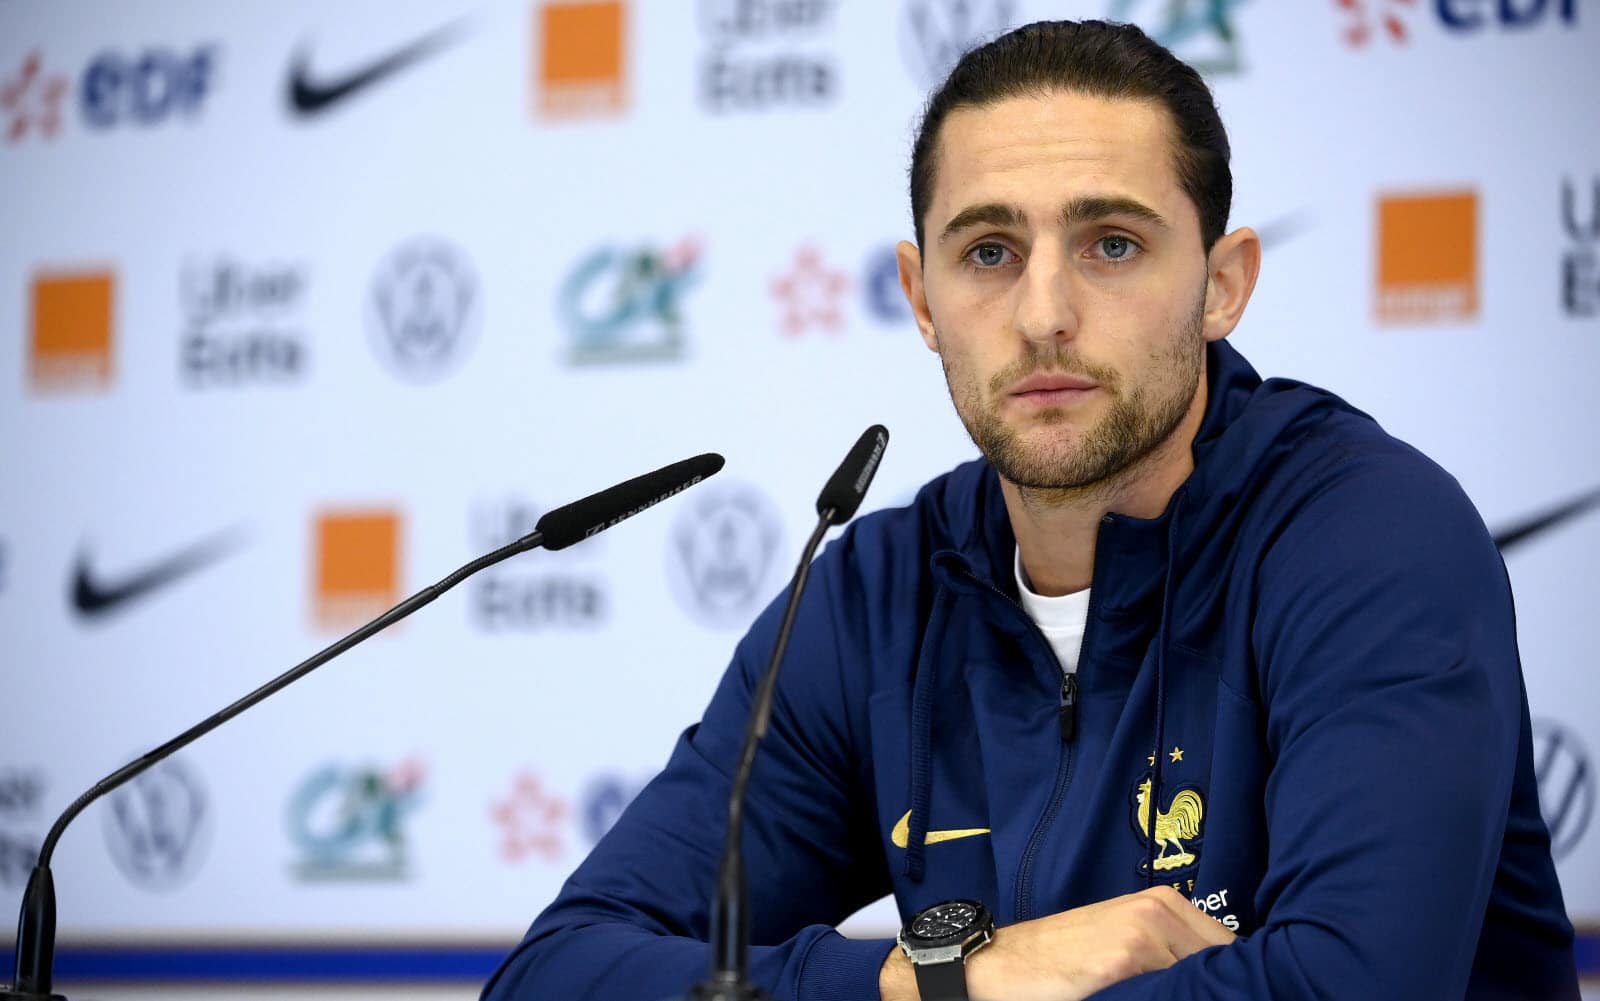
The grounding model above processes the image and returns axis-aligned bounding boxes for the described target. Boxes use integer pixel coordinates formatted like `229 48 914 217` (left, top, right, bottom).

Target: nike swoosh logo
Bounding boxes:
891 809 991 849
73 530 244 619
1255 210 1313 252
1491 487 1600 554
287 21 465 117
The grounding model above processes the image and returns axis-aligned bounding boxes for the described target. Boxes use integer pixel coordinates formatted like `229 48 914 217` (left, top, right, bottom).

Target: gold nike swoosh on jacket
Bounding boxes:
890 809 992 849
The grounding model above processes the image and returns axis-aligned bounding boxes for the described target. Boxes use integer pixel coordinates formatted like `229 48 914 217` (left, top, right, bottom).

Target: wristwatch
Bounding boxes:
896 899 995 1001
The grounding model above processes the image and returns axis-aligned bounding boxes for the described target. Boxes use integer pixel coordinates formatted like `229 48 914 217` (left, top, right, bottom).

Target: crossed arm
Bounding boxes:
483 460 1554 999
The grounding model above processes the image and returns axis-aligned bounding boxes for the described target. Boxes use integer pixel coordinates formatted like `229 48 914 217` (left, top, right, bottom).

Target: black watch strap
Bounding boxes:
910 957 970 1001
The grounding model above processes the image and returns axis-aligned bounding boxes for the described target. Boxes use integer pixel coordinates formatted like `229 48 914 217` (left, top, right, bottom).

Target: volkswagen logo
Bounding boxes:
366 236 480 383
101 755 209 891
897 0 1017 88
665 482 785 629
1532 717 1594 861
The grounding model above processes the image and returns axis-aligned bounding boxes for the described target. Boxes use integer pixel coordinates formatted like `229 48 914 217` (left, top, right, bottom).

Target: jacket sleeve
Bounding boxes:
480 549 897 1001
1089 451 1554 1000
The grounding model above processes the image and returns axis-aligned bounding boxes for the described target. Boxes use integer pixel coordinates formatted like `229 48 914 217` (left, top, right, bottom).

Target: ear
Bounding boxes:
896 239 940 352
1201 226 1262 342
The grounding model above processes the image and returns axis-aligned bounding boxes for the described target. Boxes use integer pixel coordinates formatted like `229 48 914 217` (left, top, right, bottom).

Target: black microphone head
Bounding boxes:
537 453 724 550
816 425 889 525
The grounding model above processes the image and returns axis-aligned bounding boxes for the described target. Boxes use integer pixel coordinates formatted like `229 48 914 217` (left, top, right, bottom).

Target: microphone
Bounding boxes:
815 424 888 525
539 453 724 550
688 426 889 1001
1 452 724 1001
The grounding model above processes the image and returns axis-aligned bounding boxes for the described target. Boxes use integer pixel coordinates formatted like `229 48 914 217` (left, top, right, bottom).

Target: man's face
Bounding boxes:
901 91 1219 494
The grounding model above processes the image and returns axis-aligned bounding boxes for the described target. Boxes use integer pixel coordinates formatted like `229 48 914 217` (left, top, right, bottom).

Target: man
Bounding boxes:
483 20 1577 1001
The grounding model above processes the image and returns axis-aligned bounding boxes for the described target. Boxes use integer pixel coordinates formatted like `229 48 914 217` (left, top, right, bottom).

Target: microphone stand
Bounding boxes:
690 518 832 1001
689 426 887 1001
2 452 724 1001
1 530 544 1001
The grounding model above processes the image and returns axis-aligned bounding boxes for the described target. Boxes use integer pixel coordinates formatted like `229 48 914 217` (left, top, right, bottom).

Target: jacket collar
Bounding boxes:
933 340 1266 617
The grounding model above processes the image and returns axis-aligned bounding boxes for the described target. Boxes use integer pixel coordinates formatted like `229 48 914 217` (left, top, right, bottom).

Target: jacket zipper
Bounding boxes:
1059 673 1079 741
959 569 1079 739
959 569 1095 921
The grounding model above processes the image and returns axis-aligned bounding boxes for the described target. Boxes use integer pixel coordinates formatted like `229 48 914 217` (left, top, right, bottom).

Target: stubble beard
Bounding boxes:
939 292 1208 502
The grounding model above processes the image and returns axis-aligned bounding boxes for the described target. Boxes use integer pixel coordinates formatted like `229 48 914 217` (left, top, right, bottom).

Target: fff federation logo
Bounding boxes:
560 239 702 365
287 759 425 881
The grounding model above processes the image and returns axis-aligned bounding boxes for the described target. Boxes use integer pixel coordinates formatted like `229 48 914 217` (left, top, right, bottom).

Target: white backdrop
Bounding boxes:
1 0 1596 985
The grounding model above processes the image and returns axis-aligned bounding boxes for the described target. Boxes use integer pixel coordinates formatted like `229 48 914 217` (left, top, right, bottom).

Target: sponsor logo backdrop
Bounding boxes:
1 0 1596 974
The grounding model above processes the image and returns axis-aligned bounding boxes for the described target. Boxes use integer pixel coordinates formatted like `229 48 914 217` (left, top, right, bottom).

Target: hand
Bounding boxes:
879 887 1235 1001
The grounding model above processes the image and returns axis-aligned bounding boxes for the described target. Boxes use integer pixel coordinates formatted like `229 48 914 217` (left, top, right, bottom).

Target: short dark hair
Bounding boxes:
909 20 1232 252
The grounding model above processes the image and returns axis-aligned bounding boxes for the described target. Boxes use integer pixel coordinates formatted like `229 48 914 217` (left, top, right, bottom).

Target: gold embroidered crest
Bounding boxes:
1134 777 1204 872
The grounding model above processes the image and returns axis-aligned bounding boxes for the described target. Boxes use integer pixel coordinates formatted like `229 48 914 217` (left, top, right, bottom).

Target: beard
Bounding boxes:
939 289 1207 496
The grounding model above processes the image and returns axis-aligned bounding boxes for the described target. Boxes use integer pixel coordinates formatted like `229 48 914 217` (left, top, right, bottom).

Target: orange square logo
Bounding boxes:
30 270 114 392
536 1 626 119
1376 191 1479 325
313 510 401 630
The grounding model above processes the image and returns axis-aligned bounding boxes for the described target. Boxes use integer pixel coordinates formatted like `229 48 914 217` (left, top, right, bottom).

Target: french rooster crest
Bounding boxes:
1135 777 1204 872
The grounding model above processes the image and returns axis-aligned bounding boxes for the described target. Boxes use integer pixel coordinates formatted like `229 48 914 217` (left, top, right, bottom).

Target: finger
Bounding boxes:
1109 890 1205 967
1141 887 1236 954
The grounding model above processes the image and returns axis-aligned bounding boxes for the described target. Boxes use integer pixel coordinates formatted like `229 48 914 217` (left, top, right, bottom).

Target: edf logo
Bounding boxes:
81 47 217 128
1338 0 1576 45
2 45 218 142
1437 0 1577 30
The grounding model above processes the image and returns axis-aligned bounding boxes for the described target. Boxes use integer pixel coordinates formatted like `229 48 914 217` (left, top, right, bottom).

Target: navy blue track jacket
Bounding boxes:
483 341 1577 999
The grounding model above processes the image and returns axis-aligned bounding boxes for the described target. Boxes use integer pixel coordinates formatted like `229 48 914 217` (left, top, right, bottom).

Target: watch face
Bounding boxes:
912 901 979 940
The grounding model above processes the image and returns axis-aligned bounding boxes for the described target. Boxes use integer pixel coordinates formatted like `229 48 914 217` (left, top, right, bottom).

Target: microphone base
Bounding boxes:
0 988 67 1001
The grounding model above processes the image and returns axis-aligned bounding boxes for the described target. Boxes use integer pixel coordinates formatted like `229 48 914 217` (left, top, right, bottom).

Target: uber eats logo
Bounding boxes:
0 769 45 888
469 497 608 631
1562 175 1599 317
697 0 839 113
180 259 309 387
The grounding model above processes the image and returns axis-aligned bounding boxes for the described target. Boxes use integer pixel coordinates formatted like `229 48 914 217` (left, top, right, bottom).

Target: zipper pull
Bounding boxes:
1059 673 1078 742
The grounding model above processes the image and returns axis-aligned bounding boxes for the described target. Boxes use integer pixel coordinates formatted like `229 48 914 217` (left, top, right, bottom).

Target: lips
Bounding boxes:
1007 372 1100 407
1009 373 1098 395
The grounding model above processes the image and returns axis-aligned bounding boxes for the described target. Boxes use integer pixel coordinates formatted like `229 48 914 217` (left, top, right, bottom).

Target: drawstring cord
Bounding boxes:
904 587 957 882
1146 493 1186 886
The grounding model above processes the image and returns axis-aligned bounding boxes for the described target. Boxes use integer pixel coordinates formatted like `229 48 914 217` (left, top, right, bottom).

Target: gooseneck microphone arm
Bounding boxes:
3 452 725 1001
7 531 544 1001
691 427 888 1001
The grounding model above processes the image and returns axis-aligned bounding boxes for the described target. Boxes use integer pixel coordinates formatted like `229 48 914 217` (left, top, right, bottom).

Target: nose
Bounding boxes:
1011 244 1080 347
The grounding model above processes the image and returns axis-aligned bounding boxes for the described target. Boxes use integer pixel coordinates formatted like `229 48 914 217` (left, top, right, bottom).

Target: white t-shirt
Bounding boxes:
1014 548 1092 674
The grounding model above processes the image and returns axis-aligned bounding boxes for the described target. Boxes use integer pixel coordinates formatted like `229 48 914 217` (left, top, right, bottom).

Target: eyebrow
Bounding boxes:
938 203 1026 244
937 195 1171 244
1062 195 1170 231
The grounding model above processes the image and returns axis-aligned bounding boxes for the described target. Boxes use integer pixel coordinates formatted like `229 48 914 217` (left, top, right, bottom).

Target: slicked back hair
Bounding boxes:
909 20 1232 252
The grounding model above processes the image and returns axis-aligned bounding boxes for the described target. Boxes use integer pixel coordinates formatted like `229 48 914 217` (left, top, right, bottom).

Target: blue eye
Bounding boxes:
1098 236 1137 261
972 244 1007 267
